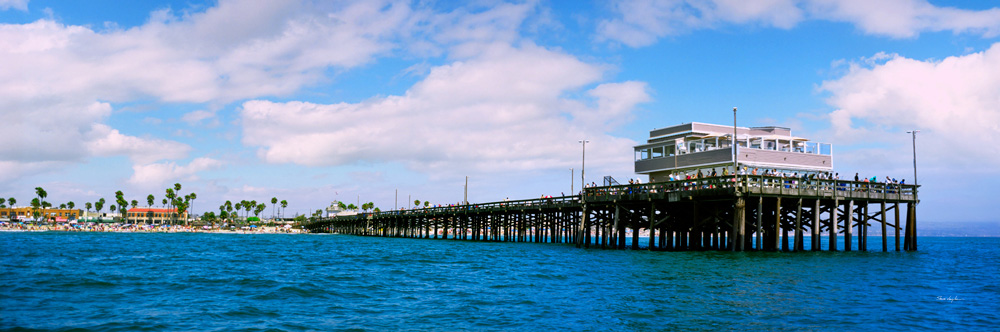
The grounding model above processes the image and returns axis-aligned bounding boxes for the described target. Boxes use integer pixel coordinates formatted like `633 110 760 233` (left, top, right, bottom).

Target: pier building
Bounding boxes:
634 122 832 182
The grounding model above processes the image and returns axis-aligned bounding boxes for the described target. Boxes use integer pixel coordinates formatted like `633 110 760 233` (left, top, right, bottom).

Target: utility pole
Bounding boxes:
733 107 738 180
579 139 589 190
570 168 574 195
464 176 468 205
907 130 919 194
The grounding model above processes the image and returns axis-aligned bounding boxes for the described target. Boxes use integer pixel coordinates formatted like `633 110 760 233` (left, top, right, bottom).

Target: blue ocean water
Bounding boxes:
1 232 997 331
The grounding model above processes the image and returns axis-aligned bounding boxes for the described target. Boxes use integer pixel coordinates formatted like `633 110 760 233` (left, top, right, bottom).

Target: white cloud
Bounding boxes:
85 124 191 164
598 0 1000 47
820 42 1000 169
0 0 431 181
181 110 216 126
0 0 27 11
240 43 649 178
128 157 224 188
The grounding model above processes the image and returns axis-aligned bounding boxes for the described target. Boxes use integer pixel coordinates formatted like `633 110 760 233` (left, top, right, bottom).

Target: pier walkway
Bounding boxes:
305 176 919 251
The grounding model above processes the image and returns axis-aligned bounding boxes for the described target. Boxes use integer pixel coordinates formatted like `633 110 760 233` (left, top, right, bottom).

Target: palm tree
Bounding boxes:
271 197 278 219
225 201 234 224
60 203 66 209
129 200 138 224
243 201 252 223
347 203 357 211
67 201 75 210
280 200 288 219
85 202 92 213
34 187 47 223
161 198 167 208
95 198 105 222
109 205 116 222
146 194 154 224
165 188 175 224
254 203 265 220
7 197 15 221
188 192 197 223
114 191 127 224
234 202 243 224
424 201 430 208
414 200 420 209
30 198 41 222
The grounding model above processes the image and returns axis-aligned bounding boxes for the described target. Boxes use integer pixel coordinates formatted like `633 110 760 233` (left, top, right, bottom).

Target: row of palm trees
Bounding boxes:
2 184 196 225
202 197 289 225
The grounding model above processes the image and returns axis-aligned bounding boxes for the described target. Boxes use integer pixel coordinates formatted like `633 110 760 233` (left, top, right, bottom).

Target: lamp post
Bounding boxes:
579 140 589 191
907 130 919 192
733 107 738 177
570 168 574 195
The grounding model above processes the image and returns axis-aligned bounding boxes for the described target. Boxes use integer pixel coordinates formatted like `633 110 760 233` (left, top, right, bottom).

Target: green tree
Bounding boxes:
254 203 265 219
115 191 127 224
146 194 155 224
85 202 92 213
7 197 15 220
424 201 430 208
175 199 189 226
30 197 40 222
95 198 105 222
187 193 197 224
271 197 278 219
67 201 75 210
347 203 357 211
59 203 66 209
414 200 420 208
165 188 176 224
34 187 47 223
235 202 243 224
280 200 288 219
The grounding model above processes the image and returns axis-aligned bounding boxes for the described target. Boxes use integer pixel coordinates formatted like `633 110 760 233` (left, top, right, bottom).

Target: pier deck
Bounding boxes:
306 176 919 251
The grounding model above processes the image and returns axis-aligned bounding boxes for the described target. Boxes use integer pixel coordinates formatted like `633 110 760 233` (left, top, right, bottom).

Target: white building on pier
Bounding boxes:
634 122 833 182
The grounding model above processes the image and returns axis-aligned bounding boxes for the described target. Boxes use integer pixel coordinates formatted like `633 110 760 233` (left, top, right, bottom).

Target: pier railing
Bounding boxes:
337 176 916 220
583 175 918 202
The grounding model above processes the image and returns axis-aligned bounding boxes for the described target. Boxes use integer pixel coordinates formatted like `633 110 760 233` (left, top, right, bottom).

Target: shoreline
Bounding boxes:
0 224 305 234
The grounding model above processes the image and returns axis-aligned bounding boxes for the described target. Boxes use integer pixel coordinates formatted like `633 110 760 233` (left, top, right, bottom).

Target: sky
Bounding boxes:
2 0 999 226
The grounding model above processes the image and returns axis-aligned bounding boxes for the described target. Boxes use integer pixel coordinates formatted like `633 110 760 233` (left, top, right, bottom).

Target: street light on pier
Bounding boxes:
733 107 738 178
579 140 589 191
570 168 574 196
907 130 919 194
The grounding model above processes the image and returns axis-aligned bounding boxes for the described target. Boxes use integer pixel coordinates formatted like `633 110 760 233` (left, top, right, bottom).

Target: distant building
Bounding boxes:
2 207 81 222
326 201 356 217
634 122 833 182
125 208 188 223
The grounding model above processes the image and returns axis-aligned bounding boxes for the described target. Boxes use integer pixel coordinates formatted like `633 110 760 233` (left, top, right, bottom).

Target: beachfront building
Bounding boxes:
634 122 833 182
124 208 188 224
1 207 81 222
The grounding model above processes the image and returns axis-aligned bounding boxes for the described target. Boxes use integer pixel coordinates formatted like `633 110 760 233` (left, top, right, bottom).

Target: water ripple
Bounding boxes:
1 233 998 331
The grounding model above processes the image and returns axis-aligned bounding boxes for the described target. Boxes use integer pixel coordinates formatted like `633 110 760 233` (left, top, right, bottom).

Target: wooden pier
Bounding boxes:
305 176 919 252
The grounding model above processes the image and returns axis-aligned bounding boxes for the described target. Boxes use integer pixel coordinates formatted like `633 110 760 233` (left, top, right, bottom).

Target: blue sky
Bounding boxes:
2 0 999 226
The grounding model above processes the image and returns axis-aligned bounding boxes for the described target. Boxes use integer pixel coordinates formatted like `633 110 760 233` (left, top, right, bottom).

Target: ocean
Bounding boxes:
1 232 997 331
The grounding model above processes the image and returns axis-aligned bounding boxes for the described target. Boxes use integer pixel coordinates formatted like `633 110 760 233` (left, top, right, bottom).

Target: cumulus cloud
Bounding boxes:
128 157 224 188
0 0 431 181
820 42 1000 169
240 43 649 176
0 0 27 11
599 0 1000 47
